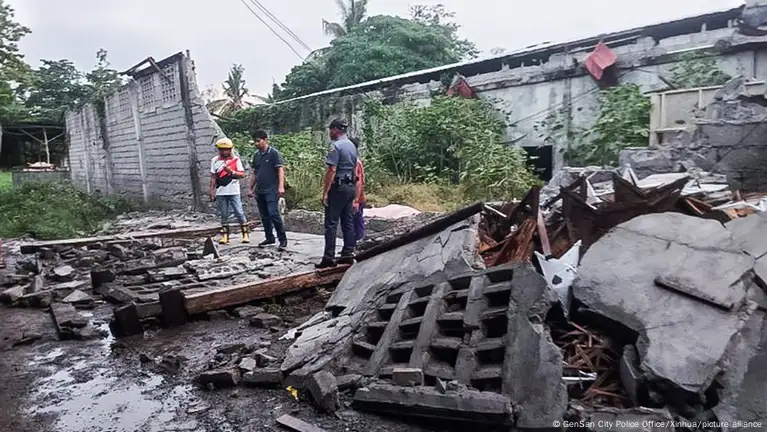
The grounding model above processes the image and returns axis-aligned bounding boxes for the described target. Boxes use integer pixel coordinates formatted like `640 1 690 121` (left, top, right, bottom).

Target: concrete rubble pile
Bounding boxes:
246 175 767 430
3 211 338 341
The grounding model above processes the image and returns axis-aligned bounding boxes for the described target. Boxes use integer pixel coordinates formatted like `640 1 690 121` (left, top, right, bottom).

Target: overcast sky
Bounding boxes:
8 0 745 97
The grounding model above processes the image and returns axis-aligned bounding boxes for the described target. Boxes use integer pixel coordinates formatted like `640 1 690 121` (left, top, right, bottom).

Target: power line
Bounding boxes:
248 0 312 52
238 0 305 61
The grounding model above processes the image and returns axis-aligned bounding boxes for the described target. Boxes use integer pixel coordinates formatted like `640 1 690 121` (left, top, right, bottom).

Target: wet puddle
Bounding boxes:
24 324 199 432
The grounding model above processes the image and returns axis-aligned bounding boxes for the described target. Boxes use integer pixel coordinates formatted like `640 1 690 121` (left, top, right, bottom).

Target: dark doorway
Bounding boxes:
523 145 553 181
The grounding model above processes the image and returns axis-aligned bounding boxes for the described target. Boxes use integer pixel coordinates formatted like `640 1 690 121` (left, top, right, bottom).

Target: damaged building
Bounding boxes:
3 3 761 432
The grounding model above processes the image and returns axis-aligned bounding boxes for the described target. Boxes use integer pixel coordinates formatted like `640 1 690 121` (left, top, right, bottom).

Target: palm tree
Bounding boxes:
207 64 251 117
322 0 369 38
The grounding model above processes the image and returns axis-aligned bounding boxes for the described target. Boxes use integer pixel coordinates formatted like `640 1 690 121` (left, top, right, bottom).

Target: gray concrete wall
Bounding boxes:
272 22 767 175
66 54 226 210
11 170 71 188
621 77 767 190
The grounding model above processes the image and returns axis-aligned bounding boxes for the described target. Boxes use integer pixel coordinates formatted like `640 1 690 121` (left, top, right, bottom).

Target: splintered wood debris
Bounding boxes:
551 321 628 408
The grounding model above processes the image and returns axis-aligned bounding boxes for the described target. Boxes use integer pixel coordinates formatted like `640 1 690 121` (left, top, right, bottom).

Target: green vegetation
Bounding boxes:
225 96 541 212
0 171 11 190
363 96 540 201
567 84 651 167
0 182 133 240
275 3 477 100
669 52 731 89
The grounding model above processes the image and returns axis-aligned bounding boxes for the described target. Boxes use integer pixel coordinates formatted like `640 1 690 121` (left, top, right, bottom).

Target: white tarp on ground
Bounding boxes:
364 204 421 220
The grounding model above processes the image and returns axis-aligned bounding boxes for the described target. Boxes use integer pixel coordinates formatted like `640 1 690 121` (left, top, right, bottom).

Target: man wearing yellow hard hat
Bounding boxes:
210 137 249 244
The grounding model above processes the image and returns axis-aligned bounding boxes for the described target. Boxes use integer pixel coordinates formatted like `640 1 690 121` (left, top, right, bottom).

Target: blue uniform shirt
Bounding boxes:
325 135 357 180
252 146 285 194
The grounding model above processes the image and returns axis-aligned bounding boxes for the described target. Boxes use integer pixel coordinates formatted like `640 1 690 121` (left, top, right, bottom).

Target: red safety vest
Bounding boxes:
217 156 242 178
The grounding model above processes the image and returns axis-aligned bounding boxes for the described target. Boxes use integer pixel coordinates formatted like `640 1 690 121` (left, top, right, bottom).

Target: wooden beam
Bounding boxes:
355 202 484 262
20 222 259 254
183 265 350 315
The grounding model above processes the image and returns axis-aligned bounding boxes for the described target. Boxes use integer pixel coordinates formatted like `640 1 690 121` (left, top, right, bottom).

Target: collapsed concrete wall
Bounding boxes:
621 77 767 190
66 52 225 210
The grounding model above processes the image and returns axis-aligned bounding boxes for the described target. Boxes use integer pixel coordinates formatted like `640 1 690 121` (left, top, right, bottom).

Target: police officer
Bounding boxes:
316 118 358 268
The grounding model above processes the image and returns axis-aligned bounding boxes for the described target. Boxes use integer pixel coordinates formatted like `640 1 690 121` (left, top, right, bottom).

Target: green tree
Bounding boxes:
278 8 475 99
324 15 464 89
23 59 87 122
0 0 31 123
410 4 478 59
569 84 651 166
208 64 251 116
85 49 122 104
322 0 368 38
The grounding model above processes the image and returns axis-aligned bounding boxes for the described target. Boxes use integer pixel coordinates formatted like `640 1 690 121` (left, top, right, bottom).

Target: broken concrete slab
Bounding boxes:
185 256 258 281
713 310 767 431
501 265 568 430
52 265 76 281
242 368 282 387
62 290 94 307
197 369 241 389
238 357 257 373
216 343 245 355
147 266 188 283
255 350 277 367
281 217 481 377
619 345 642 407
573 213 756 394
726 212 767 259
307 371 339 413
17 290 53 308
336 374 364 391
202 237 220 258
250 313 282 328
275 414 327 432
353 384 512 425
233 305 264 319
392 368 424 387
0 286 25 304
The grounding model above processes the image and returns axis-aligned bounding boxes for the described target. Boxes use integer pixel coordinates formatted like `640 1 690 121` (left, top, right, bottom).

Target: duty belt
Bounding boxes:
333 175 356 185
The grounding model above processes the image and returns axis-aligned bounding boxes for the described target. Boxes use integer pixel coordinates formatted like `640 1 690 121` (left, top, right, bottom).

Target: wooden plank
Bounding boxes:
355 202 484 262
20 222 259 254
275 414 327 432
184 266 350 315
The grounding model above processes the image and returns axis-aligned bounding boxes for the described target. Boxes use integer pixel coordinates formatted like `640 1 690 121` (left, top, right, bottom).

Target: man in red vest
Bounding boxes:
209 138 248 244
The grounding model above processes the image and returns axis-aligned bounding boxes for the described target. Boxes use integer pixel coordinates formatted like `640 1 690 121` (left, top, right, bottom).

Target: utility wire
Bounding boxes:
248 0 312 52
238 0 305 61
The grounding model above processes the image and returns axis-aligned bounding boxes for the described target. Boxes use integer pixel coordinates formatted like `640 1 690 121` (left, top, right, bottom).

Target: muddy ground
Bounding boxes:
0 297 450 432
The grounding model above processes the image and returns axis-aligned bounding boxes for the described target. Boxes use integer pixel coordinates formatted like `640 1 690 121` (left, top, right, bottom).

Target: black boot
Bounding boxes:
337 255 355 265
315 258 337 269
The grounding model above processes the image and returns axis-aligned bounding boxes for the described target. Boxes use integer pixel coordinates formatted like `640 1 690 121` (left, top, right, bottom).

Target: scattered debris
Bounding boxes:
307 371 339 413
275 414 327 432
392 368 423 387
250 313 282 329
197 369 241 389
238 357 257 373
242 368 283 388
353 384 513 425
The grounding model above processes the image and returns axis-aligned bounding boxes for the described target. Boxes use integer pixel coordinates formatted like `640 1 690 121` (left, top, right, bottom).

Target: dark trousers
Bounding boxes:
323 183 356 260
256 191 287 243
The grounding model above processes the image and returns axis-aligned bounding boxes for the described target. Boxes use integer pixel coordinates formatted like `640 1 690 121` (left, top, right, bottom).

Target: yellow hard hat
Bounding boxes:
215 138 234 149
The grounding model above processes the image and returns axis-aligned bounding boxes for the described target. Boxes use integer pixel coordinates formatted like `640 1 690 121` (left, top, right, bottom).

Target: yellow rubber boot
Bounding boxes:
219 226 230 245
241 224 250 243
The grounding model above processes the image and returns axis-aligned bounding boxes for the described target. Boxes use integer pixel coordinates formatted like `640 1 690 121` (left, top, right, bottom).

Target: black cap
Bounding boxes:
329 118 348 131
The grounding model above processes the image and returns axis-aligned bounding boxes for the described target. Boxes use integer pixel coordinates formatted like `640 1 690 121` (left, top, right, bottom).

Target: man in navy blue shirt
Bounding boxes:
248 130 288 249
